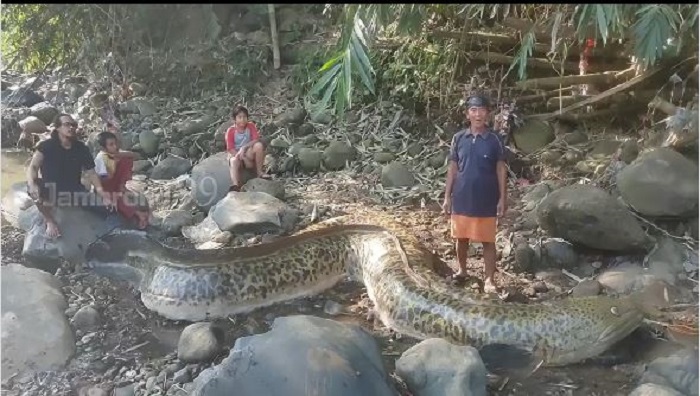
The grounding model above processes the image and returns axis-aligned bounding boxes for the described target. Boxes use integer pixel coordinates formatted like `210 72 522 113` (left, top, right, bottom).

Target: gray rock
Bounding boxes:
562 131 588 145
242 178 286 200
428 150 448 168
589 139 622 157
541 239 578 270
175 117 212 135
150 155 192 180
29 102 59 124
513 243 537 273
295 123 314 136
159 210 196 236
81 387 109 396
646 237 693 285
71 305 101 331
269 137 289 149
298 148 322 172
512 119 554 154
618 139 639 164
172 367 192 383
122 98 156 116
178 322 224 363
629 383 685 396
210 192 298 235
323 141 355 170
396 338 486 396
132 160 151 174
190 152 231 210
19 116 47 134
536 184 650 252
182 216 222 244
1 264 75 380
381 162 415 188
113 384 136 396
20 204 122 272
191 315 395 396
597 263 664 295
521 182 552 210
616 148 699 217
273 107 306 127
373 152 396 164
639 349 698 396
139 129 160 156
571 279 601 297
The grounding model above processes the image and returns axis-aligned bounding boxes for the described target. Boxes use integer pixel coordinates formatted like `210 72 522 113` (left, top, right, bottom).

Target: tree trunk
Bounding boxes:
268 4 280 70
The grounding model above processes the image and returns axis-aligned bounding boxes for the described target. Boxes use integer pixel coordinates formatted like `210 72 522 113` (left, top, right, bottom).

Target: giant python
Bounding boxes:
85 210 645 366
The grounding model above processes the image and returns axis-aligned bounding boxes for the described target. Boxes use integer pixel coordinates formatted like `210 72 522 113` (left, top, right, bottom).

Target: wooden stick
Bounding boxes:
501 17 577 41
552 65 664 116
515 71 623 90
471 51 579 73
515 86 577 104
268 4 281 70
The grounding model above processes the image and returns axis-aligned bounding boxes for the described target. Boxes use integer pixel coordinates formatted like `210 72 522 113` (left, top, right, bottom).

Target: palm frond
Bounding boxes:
633 5 681 69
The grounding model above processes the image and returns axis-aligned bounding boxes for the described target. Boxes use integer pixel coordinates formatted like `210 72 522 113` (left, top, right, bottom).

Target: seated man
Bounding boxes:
94 131 150 229
26 113 115 239
225 104 270 192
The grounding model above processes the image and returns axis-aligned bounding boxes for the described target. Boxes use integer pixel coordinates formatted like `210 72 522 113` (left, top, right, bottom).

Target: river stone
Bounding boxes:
209 192 298 235
323 140 355 170
273 107 306 127
159 210 196 236
589 139 622 158
19 116 47 135
298 148 322 172
191 315 396 396
646 237 694 286
536 184 650 252
374 152 396 163
638 349 698 396
618 139 639 164
396 338 486 396
616 148 699 217
178 322 224 363
122 98 156 116
428 150 448 168
190 152 245 210
20 204 122 272
295 123 314 136
381 161 415 188
242 178 285 200
1 264 75 380
29 101 59 125
132 160 151 174
629 383 685 396
150 155 192 180
71 305 101 331
512 119 555 154
541 239 578 270
139 129 160 156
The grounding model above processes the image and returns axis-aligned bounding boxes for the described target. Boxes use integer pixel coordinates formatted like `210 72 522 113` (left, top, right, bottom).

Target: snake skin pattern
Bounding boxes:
85 211 644 366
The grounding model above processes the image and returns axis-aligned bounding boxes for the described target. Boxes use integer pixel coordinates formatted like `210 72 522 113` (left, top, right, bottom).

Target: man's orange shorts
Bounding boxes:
450 214 497 242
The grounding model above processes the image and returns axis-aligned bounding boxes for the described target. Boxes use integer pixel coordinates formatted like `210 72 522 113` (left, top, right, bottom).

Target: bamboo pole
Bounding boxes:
268 4 280 70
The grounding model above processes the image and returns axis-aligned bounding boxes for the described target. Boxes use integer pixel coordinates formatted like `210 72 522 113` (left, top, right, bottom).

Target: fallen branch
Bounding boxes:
551 65 664 116
515 70 624 90
515 86 577 105
432 30 553 54
472 51 579 73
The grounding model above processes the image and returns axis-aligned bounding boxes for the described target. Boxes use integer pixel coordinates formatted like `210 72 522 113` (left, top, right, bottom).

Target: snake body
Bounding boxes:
85 212 644 366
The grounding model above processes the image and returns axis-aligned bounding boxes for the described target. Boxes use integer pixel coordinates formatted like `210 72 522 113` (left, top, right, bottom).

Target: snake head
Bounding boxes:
85 229 151 263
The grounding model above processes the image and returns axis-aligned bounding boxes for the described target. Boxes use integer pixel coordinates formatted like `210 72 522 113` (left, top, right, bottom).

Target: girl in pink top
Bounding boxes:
225 105 270 191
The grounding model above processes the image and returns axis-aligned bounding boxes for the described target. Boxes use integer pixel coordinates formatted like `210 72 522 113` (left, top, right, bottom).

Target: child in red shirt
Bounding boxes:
225 104 270 192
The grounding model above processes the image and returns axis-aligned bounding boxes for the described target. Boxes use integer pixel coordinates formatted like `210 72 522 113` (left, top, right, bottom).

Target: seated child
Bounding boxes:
94 131 149 229
225 104 270 192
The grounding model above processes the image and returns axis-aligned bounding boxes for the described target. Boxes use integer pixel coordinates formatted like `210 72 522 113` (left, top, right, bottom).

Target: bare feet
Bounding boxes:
46 221 61 239
484 277 498 293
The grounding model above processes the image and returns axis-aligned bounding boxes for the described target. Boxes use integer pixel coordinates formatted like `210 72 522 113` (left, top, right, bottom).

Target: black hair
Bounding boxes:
231 104 249 119
50 113 75 138
97 131 118 148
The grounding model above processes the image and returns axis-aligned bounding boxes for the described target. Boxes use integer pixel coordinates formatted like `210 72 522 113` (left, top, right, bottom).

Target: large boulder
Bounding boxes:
381 161 415 187
1 264 75 380
396 338 487 396
150 155 192 180
636 349 698 396
191 315 396 396
616 148 699 217
190 152 230 210
536 184 650 251
209 192 298 235
29 101 59 125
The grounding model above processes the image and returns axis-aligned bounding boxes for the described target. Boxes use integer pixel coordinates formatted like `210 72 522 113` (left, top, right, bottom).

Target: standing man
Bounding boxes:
442 95 508 293
26 113 115 239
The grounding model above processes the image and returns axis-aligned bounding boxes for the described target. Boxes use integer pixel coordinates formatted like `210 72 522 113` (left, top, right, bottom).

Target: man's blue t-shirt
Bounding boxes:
449 128 506 217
